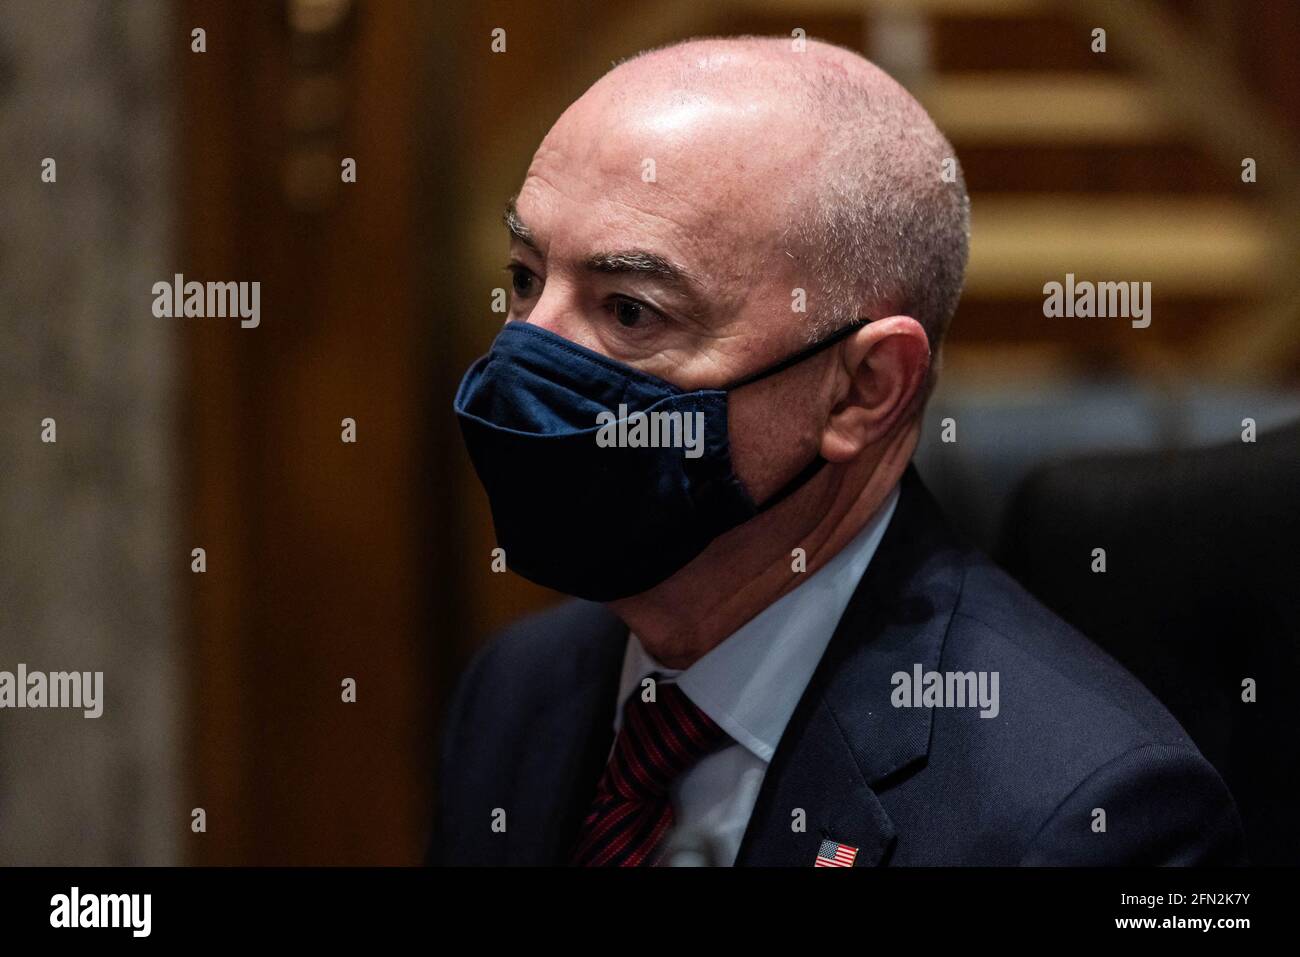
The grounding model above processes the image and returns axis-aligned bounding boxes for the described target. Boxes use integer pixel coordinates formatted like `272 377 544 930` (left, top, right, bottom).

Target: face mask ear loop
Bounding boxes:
754 455 828 514
725 318 871 513
723 317 871 392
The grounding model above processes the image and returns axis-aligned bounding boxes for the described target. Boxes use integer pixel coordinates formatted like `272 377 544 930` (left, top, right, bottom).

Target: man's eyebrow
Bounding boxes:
586 251 710 321
503 196 708 314
583 251 698 291
502 197 539 253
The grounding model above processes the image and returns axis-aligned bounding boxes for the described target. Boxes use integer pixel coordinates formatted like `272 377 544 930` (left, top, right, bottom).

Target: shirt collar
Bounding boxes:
614 485 900 762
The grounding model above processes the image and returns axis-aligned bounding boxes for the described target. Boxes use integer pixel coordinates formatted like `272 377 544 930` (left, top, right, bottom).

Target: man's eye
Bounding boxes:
610 297 659 328
507 265 539 298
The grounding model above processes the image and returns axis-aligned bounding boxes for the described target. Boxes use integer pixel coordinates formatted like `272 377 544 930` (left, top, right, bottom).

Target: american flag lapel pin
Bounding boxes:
814 838 858 868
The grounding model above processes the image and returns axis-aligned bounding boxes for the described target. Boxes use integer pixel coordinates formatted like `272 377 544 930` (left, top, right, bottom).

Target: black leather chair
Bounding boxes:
997 420 1300 865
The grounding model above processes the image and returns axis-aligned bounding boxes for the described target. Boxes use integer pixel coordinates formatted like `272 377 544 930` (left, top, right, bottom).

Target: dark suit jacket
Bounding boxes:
428 467 1246 865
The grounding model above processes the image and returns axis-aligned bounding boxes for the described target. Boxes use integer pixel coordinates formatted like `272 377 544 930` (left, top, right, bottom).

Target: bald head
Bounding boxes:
608 37 969 353
508 36 967 399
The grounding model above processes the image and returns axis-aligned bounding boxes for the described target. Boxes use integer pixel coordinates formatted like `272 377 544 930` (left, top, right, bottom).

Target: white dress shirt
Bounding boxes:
611 485 900 865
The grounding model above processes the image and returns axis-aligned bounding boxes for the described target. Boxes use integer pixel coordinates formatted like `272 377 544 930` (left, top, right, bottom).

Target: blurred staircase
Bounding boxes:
734 0 1300 381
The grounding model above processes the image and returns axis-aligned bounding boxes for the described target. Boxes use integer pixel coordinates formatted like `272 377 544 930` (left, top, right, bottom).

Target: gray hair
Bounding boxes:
786 63 971 370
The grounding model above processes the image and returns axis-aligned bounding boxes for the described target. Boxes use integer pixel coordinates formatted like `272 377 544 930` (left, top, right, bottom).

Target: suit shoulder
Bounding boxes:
899 554 1243 861
481 598 622 668
453 599 626 712
946 555 1197 752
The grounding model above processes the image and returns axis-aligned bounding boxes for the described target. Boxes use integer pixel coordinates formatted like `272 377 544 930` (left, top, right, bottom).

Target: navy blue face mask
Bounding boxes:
454 318 867 602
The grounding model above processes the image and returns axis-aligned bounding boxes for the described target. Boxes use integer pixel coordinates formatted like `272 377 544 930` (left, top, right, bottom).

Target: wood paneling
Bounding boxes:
180 0 460 864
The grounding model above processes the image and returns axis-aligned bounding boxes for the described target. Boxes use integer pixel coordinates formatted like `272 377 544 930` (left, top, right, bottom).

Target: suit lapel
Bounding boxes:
736 466 965 866
736 695 896 866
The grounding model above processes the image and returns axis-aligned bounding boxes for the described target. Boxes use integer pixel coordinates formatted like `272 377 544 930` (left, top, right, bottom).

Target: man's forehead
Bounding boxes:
514 92 807 278
548 85 805 193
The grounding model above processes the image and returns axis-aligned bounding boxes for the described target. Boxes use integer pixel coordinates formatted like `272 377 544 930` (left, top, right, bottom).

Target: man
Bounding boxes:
431 36 1245 866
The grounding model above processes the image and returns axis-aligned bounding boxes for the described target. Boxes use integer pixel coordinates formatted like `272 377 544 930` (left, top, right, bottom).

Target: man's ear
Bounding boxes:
820 315 930 463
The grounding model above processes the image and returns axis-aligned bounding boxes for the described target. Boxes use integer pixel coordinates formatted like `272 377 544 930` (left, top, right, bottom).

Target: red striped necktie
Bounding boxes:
571 678 731 866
